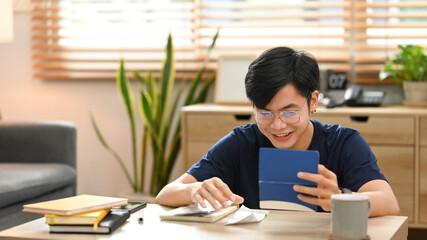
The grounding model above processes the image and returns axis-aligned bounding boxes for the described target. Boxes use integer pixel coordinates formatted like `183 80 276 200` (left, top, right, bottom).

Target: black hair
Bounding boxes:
245 46 319 109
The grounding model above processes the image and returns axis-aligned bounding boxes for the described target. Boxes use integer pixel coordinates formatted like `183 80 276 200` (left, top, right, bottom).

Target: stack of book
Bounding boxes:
23 194 130 234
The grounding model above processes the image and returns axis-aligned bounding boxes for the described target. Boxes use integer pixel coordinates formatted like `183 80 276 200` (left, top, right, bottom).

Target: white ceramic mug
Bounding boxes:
331 194 371 239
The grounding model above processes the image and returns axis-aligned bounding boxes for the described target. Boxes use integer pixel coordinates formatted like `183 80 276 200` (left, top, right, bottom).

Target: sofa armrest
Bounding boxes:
0 121 77 169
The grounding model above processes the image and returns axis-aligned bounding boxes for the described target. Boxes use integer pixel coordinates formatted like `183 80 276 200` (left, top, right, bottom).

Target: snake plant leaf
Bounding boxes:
139 89 161 150
194 72 216 104
158 34 175 146
184 30 219 106
139 90 155 132
132 70 147 86
117 59 136 128
90 113 135 191
117 58 138 185
169 80 187 121
160 33 175 113
146 71 159 120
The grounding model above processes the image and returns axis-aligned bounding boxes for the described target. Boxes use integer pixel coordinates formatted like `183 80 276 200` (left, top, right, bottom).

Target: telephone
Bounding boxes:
344 85 385 107
322 85 385 108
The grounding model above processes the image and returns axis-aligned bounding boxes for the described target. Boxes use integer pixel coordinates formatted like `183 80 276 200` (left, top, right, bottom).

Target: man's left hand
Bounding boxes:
292 164 341 211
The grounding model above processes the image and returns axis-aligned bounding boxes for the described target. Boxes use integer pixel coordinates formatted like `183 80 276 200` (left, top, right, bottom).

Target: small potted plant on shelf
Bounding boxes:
379 44 427 106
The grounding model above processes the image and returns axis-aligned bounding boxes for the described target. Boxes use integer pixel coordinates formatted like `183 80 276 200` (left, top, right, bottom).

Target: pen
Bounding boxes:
138 209 144 223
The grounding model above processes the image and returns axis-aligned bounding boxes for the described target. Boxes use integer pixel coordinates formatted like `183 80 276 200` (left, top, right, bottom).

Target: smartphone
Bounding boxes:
111 201 147 214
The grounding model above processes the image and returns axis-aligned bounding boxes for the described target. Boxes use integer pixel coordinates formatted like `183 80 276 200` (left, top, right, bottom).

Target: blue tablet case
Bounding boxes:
259 148 319 211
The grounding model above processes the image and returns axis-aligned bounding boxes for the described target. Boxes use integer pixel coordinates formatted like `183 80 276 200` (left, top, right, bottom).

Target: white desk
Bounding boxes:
0 204 408 240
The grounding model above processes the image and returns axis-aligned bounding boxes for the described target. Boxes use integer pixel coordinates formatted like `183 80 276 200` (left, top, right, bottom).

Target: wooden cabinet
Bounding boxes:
181 105 253 170
371 146 414 222
420 118 427 224
181 104 427 228
312 110 415 223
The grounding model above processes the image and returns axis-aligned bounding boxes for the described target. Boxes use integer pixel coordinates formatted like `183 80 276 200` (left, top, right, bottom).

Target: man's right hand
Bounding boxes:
190 177 244 210
155 174 244 210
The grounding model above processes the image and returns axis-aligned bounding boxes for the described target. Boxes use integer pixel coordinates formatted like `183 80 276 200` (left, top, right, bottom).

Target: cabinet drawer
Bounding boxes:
313 115 414 145
421 118 427 146
185 113 253 141
371 146 414 223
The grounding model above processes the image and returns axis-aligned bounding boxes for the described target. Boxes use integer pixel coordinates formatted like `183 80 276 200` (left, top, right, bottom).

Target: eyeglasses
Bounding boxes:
253 98 308 126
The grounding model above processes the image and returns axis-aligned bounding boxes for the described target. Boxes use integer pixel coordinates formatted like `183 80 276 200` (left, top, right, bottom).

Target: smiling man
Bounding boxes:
155 46 400 217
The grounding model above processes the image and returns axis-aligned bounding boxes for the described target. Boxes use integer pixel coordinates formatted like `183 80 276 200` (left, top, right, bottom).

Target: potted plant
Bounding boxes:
91 32 218 196
379 44 427 105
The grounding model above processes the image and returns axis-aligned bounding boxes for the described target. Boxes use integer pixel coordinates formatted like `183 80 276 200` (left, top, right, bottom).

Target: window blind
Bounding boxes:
31 0 426 83
353 0 427 83
31 0 215 80
197 0 351 74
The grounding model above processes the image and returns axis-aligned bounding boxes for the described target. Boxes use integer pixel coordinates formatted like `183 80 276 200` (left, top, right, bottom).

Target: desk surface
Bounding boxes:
0 204 408 240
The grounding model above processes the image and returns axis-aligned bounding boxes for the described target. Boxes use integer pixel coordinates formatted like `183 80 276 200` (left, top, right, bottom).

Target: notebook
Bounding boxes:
49 211 130 234
259 148 319 211
23 194 128 215
45 208 110 227
159 201 238 223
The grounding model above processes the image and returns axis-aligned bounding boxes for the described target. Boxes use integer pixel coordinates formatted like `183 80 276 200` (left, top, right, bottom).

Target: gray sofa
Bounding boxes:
0 121 77 231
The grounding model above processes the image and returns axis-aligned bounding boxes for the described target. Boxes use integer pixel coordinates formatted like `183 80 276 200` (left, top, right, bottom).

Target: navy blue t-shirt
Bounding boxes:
187 119 386 210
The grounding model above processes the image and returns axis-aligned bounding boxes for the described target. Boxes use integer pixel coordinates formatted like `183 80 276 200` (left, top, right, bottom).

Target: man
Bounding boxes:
155 46 400 217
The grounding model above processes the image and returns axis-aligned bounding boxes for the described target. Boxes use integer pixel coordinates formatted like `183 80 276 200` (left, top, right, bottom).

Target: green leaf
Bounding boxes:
132 70 146 86
184 30 219 106
117 59 136 127
116 59 138 186
381 45 427 83
139 90 161 150
160 33 175 112
90 113 136 191
193 72 216 104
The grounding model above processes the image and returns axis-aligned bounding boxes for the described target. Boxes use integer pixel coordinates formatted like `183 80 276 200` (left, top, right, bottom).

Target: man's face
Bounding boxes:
255 84 318 150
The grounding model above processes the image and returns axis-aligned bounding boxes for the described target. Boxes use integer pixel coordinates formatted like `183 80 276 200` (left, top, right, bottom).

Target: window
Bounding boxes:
354 0 427 83
31 0 206 80
31 0 427 83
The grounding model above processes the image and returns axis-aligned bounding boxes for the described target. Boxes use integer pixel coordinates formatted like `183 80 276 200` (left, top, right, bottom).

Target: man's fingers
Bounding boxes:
293 185 318 198
192 177 245 211
294 184 336 199
210 178 244 206
296 194 331 211
192 192 206 208
318 164 336 180
199 186 222 210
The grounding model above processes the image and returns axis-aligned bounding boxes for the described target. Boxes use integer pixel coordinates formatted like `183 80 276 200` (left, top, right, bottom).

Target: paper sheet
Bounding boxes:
226 205 269 225
165 200 233 216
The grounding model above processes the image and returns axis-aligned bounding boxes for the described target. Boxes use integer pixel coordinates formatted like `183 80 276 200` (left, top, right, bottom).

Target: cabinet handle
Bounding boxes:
350 116 369 122
234 114 252 121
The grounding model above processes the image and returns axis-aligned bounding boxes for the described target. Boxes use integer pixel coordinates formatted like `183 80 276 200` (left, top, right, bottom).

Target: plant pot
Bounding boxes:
403 81 427 107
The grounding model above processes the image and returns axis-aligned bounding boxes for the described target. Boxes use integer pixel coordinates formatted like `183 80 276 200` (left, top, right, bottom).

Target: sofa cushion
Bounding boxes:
0 163 76 209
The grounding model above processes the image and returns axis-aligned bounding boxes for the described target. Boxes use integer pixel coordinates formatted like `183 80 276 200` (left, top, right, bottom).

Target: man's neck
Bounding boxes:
294 121 315 150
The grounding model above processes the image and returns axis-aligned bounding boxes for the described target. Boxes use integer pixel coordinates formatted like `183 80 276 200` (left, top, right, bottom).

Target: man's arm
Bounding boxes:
293 164 400 217
155 173 198 207
357 179 400 217
155 173 244 210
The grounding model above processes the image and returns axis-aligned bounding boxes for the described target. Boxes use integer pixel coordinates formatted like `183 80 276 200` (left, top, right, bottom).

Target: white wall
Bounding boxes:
0 13 186 197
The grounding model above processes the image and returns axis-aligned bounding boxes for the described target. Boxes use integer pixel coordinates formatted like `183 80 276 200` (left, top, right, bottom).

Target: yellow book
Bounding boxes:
23 194 127 216
45 208 110 226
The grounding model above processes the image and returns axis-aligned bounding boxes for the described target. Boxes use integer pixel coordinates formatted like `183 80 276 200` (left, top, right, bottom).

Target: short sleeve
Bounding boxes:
340 132 386 191
186 131 240 190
